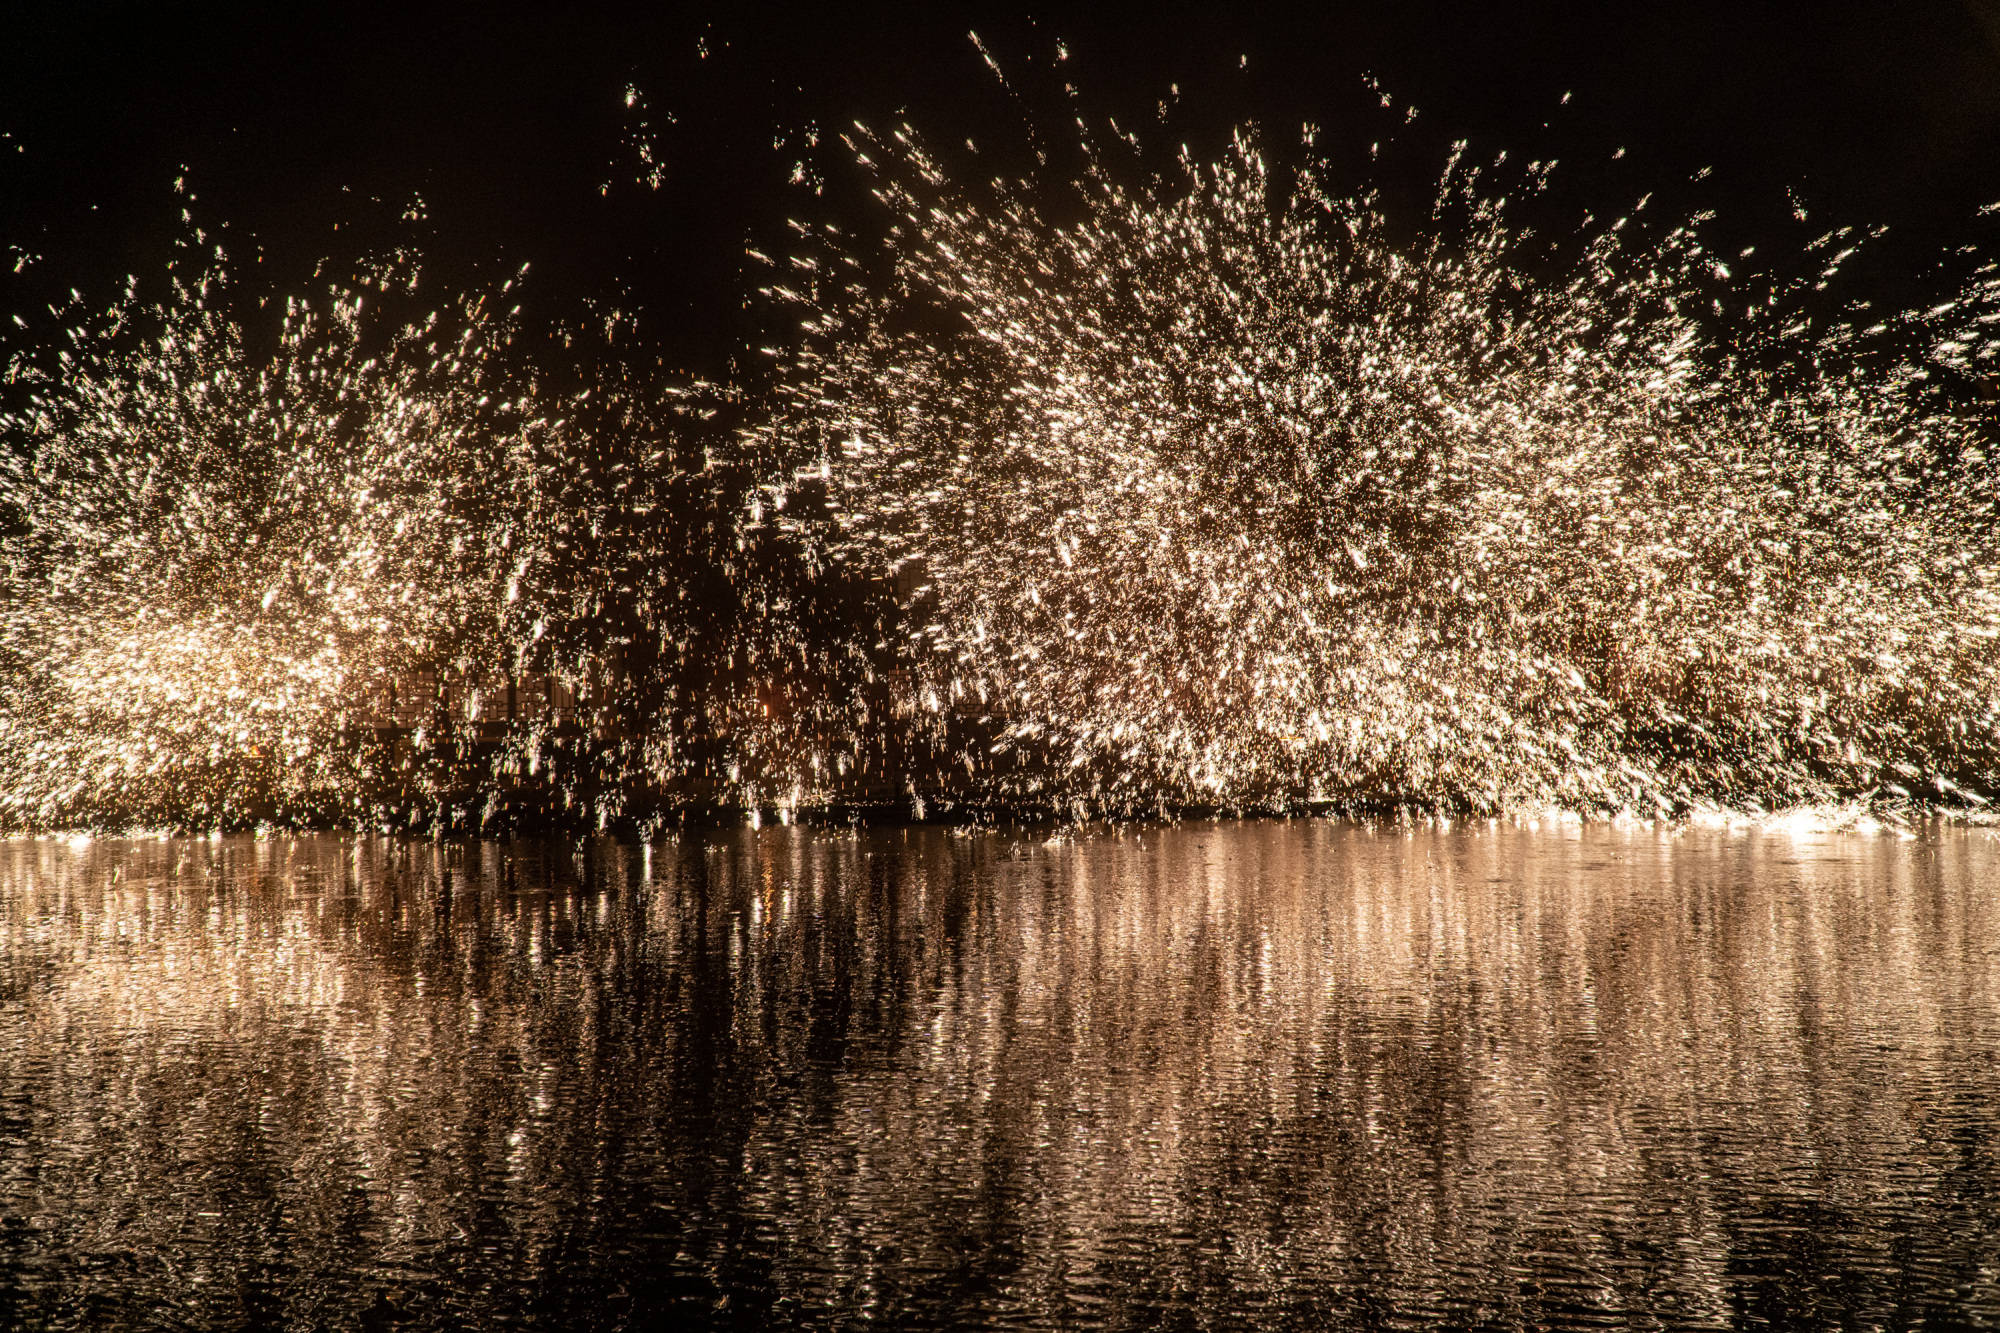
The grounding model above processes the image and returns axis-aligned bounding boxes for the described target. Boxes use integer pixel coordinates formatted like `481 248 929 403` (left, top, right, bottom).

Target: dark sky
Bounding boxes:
4 1 1998 375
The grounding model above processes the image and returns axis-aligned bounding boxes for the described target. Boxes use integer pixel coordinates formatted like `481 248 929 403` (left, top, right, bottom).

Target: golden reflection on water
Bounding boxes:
2 822 1997 1329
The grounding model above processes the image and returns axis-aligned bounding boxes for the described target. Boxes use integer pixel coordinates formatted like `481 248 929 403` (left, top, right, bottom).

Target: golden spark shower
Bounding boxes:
4 111 1998 831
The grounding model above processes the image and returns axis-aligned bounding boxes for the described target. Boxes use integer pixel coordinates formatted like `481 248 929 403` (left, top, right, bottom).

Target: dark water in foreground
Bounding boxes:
2 821 1998 1331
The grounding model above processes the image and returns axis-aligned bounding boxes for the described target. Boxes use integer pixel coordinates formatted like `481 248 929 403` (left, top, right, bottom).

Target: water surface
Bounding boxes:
3 820 1997 1329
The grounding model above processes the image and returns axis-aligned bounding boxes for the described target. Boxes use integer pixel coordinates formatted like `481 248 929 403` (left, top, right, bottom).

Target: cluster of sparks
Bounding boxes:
0 218 877 829
760 122 2000 816
0 246 538 825
4 120 2000 829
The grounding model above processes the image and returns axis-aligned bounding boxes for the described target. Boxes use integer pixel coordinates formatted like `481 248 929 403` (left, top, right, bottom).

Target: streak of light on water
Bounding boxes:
1 821 1996 1329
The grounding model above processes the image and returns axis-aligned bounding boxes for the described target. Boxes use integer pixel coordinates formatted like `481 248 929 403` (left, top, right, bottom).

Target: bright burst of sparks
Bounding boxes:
4 115 1999 830
0 253 544 825
0 231 880 830
757 120 2000 816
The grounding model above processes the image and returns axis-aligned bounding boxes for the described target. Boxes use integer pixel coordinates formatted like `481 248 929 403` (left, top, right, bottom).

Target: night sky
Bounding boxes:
4 1 1999 377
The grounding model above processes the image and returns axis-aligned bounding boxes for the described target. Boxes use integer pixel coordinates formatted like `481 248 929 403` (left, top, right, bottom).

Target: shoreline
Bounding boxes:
8 792 1989 841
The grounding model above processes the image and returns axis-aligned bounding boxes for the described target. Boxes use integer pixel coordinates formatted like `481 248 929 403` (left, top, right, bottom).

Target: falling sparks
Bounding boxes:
4 113 2000 830
0 247 886 831
0 256 548 826
754 119 2000 817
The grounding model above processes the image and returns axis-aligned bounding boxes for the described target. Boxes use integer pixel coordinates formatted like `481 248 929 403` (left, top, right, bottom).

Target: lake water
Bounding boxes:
2 820 1997 1330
